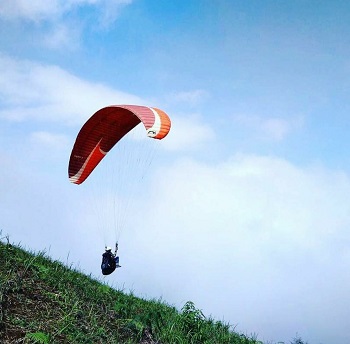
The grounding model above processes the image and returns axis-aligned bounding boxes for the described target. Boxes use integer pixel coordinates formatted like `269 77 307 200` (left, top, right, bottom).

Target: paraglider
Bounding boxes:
68 105 171 185
68 105 171 275
101 243 121 275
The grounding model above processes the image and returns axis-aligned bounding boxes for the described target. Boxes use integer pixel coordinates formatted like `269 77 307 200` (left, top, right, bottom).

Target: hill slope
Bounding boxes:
0 239 262 344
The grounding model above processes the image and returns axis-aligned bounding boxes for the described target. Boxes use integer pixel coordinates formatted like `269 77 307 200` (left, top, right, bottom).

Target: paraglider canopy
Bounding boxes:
68 105 171 185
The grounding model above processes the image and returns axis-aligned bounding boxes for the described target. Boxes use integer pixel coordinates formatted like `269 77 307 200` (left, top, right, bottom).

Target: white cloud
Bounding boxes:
30 131 70 148
127 154 350 343
41 23 81 50
0 0 132 23
98 0 133 27
0 0 62 22
0 54 144 125
234 114 304 141
167 89 209 107
0 0 133 50
162 114 215 151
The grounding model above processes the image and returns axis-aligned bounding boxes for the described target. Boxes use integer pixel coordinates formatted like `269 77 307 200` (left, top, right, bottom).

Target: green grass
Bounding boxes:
0 236 306 344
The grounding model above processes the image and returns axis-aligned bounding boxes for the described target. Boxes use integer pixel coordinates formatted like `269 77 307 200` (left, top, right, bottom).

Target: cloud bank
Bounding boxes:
233 114 304 141
125 154 350 344
0 54 143 125
0 0 133 50
0 0 132 23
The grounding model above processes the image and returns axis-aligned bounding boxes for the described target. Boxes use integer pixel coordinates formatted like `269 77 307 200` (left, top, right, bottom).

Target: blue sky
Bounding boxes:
1 1 350 343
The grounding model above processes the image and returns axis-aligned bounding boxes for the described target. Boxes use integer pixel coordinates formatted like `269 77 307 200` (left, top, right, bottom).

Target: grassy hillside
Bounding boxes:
0 238 264 344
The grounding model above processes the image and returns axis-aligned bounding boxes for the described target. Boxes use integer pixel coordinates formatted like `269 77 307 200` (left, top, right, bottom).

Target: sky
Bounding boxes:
1 1 350 343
